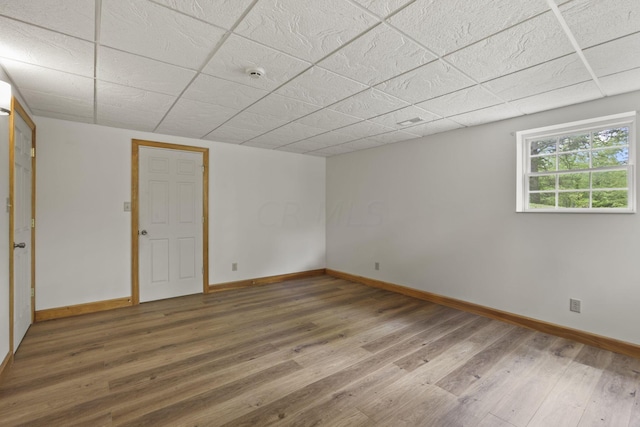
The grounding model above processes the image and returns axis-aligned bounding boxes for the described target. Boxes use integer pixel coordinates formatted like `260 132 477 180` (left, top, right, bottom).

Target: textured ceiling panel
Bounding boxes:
339 138 385 151
21 88 93 119
482 54 591 101
368 105 439 130
101 0 226 69
416 85 503 117
150 0 255 30
336 120 396 140
246 93 321 121
559 0 640 49
98 106 165 132
31 109 94 124
202 34 311 91
404 118 464 137
204 124 263 144
183 74 269 110
583 33 640 78
366 131 419 145
235 0 378 62
308 144 358 156
276 66 368 107
97 47 196 96
156 98 239 138
0 0 95 40
389 0 549 56
377 60 475 104
450 103 523 127
293 108 361 131
245 122 327 147
330 89 409 119
510 81 603 114
298 131 355 147
223 111 289 134
276 139 335 153
0 17 94 76
319 24 437 86
351 0 414 18
446 12 574 82
599 68 640 96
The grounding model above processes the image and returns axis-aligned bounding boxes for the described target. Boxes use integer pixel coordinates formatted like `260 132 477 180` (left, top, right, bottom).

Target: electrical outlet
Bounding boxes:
375 262 380 271
570 298 581 313
123 202 131 212
232 262 237 271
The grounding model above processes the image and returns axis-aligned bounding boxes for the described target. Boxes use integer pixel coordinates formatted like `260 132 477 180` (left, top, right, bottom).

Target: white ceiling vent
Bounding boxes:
397 117 425 126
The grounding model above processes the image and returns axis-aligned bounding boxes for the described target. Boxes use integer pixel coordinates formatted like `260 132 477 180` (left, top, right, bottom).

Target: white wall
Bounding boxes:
35 117 325 310
327 90 640 345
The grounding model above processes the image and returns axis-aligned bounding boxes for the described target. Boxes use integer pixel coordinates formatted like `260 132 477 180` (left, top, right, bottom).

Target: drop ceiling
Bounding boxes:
0 0 638 157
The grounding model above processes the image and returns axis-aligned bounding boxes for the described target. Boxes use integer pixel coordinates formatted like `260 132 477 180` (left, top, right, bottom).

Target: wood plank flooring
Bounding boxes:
1 275 639 426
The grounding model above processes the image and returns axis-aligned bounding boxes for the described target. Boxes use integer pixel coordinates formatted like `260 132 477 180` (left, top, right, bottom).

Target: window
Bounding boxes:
516 112 636 213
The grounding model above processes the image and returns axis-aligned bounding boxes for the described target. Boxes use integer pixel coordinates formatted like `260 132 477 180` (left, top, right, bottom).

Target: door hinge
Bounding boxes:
201 165 205 172
31 147 35 158
31 218 35 228
202 216 205 224
31 288 34 297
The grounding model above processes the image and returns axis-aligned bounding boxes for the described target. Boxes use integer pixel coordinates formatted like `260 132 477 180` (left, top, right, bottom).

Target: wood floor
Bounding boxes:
1 275 639 426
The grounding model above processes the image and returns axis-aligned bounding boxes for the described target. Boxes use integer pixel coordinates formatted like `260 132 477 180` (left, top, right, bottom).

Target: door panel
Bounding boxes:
13 111 32 351
139 147 203 302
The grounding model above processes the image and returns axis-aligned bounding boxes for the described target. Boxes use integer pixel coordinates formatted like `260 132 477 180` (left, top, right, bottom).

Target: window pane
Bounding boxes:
530 138 556 155
558 173 589 190
558 151 589 170
529 192 555 209
592 147 629 167
529 175 556 191
558 192 589 208
592 170 627 189
592 127 629 148
531 155 556 172
592 190 628 208
558 133 589 152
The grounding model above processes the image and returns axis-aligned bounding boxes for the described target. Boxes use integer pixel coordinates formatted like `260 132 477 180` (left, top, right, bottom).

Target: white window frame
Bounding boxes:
516 111 636 213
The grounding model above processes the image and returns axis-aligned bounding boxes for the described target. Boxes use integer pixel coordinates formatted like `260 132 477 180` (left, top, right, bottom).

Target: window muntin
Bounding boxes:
516 112 636 213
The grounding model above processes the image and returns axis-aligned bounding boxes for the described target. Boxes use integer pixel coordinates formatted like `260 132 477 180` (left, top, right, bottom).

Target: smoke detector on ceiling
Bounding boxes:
246 67 265 79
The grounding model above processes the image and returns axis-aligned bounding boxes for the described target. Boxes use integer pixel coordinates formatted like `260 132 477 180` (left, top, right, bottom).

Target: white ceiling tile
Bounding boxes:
368 105 439 129
482 54 591 101
0 59 93 101
559 0 640 49
234 0 378 62
367 131 418 145
389 0 549 56
202 34 311 91
306 151 333 157
340 139 385 151
509 81 603 114
32 109 94 124
156 98 238 138
319 24 437 86
416 85 503 117
183 74 269 110
583 33 640 78
246 122 327 146
450 103 522 127
309 144 358 156
445 12 574 82
0 17 94 76
203 124 262 144
599 68 640 96
0 0 95 40
21 88 93 118
276 145 312 154
243 140 284 149
336 120 395 140
101 0 226 69
246 93 321 121
403 118 464 137
97 47 196 96
293 108 361 130
276 66 367 107
150 0 254 29
376 60 475 103
351 0 414 18
223 111 289 134
277 139 334 153
330 88 409 119
97 108 164 132
300 131 356 147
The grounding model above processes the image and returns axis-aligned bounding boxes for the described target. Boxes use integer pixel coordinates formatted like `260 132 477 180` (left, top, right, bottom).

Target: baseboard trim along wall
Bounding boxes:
35 297 133 322
326 269 640 359
0 351 13 382
208 269 327 293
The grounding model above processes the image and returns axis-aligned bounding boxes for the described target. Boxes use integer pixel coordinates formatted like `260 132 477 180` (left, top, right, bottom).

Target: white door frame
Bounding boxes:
131 139 209 304
9 97 36 353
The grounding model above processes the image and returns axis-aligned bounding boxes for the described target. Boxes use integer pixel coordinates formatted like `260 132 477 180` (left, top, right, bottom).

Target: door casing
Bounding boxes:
131 139 209 305
8 97 36 352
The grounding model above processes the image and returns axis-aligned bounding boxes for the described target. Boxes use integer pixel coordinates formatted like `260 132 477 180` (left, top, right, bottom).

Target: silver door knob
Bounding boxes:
13 242 26 249
140 230 148 236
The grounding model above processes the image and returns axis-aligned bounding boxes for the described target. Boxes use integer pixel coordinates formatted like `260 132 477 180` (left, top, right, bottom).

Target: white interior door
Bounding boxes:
139 146 204 302
13 112 32 351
